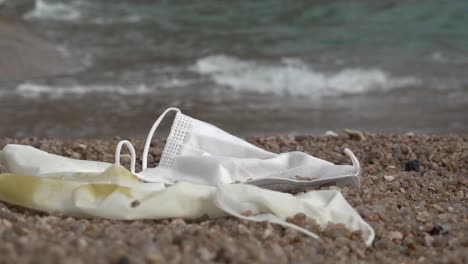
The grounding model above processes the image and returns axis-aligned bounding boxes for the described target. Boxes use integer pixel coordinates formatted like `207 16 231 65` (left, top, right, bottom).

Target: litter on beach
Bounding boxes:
0 107 375 246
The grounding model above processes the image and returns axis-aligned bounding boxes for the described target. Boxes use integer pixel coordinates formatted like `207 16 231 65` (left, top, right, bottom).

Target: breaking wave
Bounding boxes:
24 0 82 21
22 0 141 24
193 55 422 97
15 83 152 98
10 77 196 99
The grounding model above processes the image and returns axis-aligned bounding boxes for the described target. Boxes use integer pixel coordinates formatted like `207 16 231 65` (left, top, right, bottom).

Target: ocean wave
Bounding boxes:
91 15 142 25
24 0 81 21
15 83 153 98
193 55 422 97
11 78 197 99
431 52 468 66
23 0 142 24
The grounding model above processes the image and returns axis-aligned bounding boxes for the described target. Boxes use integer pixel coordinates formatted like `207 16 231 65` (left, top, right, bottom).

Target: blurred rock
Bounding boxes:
324 130 338 137
0 21 78 80
383 175 395 181
344 129 366 141
0 0 35 19
387 231 403 241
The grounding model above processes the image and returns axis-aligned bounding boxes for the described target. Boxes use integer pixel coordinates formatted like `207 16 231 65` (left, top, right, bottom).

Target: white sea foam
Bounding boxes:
23 0 142 24
431 51 468 66
24 0 82 21
91 15 142 25
193 55 421 97
11 78 196 99
15 83 153 99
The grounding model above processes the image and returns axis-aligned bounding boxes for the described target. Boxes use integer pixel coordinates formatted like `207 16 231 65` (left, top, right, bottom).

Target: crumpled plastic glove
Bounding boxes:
0 144 112 176
0 164 374 246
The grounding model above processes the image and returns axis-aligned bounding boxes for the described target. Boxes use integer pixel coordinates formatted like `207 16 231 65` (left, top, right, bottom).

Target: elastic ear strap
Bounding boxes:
142 107 181 170
344 148 361 187
344 148 361 175
115 140 136 173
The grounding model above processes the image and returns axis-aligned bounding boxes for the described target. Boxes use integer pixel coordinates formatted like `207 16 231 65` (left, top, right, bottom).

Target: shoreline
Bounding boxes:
0 134 467 263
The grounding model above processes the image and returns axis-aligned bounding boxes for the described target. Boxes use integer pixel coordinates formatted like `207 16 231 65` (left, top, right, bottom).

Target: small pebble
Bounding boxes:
405 160 420 172
1 219 12 228
457 177 467 187
237 224 251 235
431 204 443 212
428 225 444 236
424 234 435 246
170 218 186 225
383 175 395 181
77 144 87 150
120 154 132 162
416 211 431 223
130 200 140 208
344 129 366 141
115 256 131 264
387 231 404 240
262 224 274 239
198 247 215 261
324 131 339 137
241 210 253 216
145 253 163 263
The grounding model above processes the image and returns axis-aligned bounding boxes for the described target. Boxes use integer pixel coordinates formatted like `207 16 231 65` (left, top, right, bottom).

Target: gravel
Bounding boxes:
0 134 467 264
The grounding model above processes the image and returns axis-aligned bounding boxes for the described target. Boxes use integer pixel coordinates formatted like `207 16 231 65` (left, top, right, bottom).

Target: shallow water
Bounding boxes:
0 0 467 137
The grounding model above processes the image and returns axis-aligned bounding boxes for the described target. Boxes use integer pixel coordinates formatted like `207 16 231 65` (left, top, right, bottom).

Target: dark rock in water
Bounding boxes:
0 21 78 80
0 0 35 19
405 160 420 172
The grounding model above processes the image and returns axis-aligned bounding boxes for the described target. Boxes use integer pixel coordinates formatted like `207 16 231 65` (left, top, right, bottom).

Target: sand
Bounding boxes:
0 134 467 263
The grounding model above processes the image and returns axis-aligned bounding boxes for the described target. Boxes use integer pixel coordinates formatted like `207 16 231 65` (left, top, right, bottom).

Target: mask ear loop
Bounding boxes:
115 140 136 174
142 107 181 170
343 148 361 187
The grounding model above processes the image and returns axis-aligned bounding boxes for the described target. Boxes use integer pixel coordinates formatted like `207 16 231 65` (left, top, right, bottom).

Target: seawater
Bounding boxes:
0 0 467 137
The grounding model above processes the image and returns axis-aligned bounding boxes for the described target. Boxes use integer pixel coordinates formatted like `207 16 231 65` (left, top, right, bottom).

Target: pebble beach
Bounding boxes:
0 134 466 263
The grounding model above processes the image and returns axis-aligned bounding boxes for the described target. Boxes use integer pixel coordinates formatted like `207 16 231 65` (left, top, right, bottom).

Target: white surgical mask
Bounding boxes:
0 108 374 246
136 108 361 191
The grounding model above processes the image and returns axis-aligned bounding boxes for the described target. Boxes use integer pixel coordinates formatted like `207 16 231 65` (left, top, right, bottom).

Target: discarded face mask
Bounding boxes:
0 108 374 245
0 164 374 246
0 108 361 192
136 108 361 191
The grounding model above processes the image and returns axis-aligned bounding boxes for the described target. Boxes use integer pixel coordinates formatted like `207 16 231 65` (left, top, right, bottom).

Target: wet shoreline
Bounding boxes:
0 88 466 138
